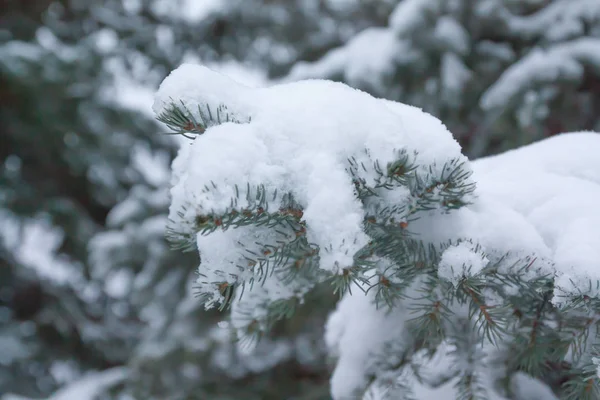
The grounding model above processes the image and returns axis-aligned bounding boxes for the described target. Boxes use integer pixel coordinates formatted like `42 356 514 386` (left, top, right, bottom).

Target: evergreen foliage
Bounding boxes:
155 64 600 400
288 0 600 158
2 0 600 399
2 1 352 398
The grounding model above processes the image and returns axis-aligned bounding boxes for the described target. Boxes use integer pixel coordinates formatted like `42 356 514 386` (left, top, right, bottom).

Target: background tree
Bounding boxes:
288 0 600 157
153 61 600 400
1 0 599 399
1 0 373 398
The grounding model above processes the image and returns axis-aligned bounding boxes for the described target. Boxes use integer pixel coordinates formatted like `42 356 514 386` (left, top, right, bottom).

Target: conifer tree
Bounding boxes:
155 64 600 400
4 0 600 399
2 0 359 398
288 0 600 157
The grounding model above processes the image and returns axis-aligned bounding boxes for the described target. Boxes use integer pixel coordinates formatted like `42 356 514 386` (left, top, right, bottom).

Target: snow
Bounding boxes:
473 132 600 303
389 0 441 36
1 367 128 400
1 395 30 400
104 268 134 298
476 41 515 63
204 59 267 89
88 230 128 278
151 0 224 22
510 372 559 400
434 16 470 55
0 41 44 78
102 57 157 116
0 211 82 286
501 0 600 41
287 27 402 91
122 0 141 14
327 279 517 400
180 0 224 22
438 241 489 287
105 196 142 228
325 0 361 14
325 280 416 399
440 52 471 95
206 324 317 380
593 357 600 379
45 367 128 400
92 28 118 54
325 131 599 399
481 38 600 110
154 64 468 310
130 144 171 187
156 64 600 399
287 0 462 91
35 27 77 62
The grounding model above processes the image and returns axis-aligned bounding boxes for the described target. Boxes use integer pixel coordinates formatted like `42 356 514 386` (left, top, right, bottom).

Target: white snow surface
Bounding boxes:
47 367 128 400
0 211 82 286
155 63 466 279
473 132 600 303
286 0 443 89
438 241 489 287
481 38 600 110
287 27 402 92
389 0 441 36
152 0 224 22
434 16 470 55
328 132 600 399
156 64 600 399
501 0 600 41
2 367 128 400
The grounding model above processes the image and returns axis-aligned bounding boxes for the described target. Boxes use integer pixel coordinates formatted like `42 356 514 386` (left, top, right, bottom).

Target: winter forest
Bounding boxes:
1 0 600 399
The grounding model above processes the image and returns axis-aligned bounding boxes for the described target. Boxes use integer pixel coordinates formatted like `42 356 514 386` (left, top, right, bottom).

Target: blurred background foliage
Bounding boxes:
1 0 598 399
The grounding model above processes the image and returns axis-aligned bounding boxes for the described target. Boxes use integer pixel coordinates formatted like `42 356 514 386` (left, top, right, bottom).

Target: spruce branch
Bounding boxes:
165 185 303 250
407 276 452 348
156 62 600 400
246 233 321 287
193 280 238 311
456 277 509 345
450 323 490 400
156 99 250 139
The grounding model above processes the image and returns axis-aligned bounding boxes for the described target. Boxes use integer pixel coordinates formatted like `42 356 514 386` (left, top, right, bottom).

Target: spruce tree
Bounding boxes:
2 0 363 398
3 0 599 399
155 64 600 400
288 0 600 158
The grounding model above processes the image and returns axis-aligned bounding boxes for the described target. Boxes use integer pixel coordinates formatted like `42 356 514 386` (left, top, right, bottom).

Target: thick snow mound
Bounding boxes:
156 63 600 310
326 132 600 399
473 132 600 303
156 64 600 400
155 64 467 277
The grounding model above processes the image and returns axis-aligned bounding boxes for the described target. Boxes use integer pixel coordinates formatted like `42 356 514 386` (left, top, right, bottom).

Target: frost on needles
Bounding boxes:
154 64 600 400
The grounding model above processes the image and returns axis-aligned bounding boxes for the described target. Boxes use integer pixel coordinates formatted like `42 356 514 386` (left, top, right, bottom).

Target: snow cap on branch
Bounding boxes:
154 63 469 275
156 63 600 399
